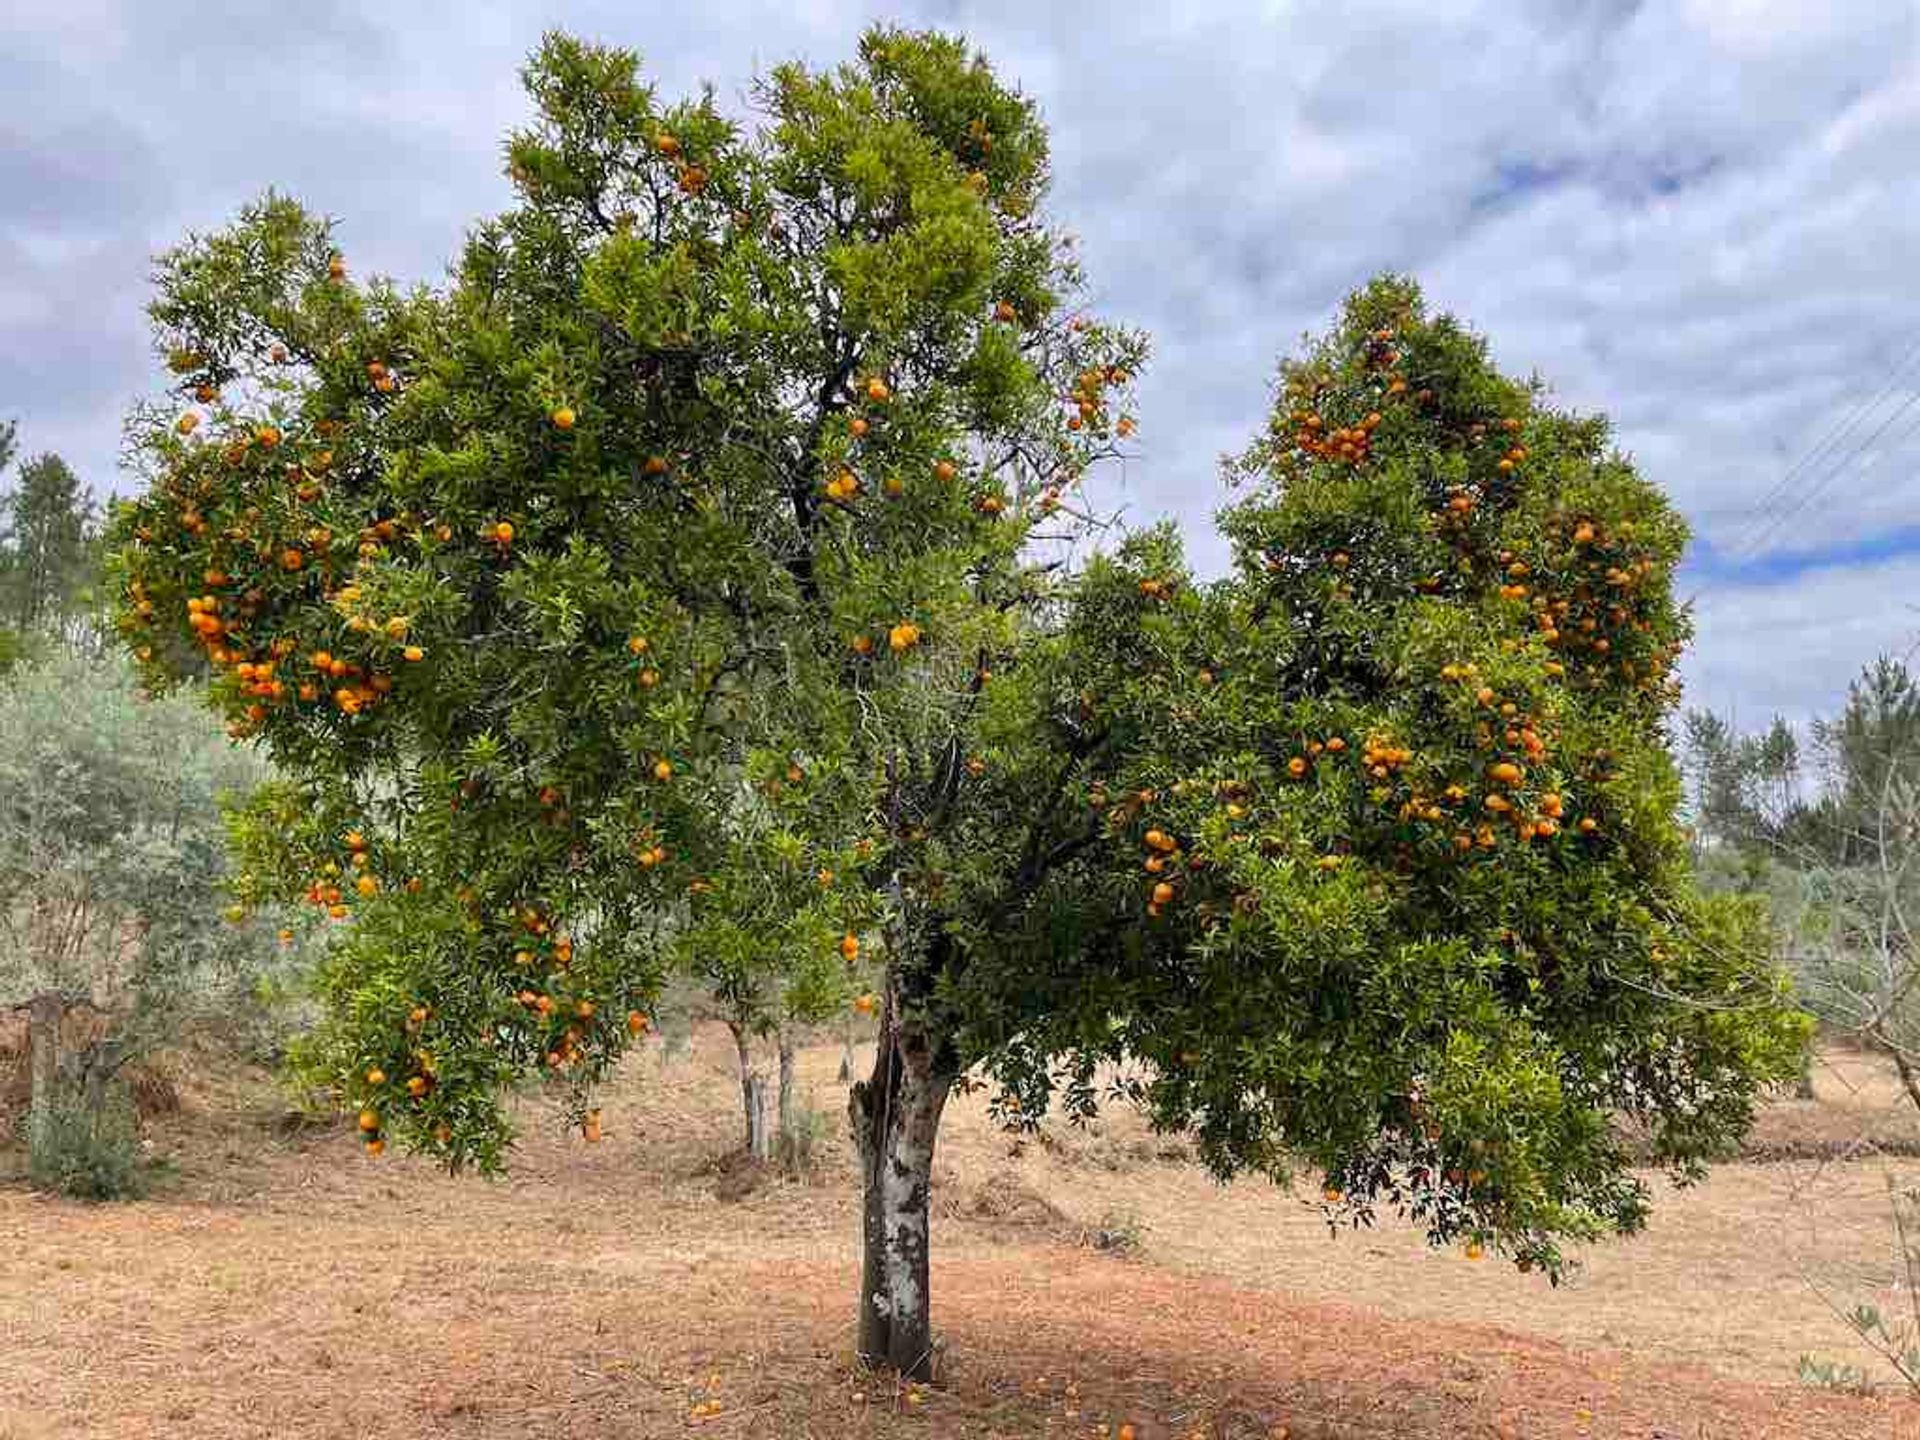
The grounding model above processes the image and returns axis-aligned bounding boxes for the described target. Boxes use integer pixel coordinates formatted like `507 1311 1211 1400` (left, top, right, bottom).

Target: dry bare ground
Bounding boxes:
4 1028 1920 1439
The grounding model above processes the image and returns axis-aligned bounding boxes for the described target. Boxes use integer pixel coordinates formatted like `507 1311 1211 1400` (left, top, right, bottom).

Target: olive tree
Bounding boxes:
0 648 284 1144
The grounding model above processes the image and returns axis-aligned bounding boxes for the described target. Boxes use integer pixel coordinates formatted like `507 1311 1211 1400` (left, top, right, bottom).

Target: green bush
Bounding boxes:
28 1081 148 1201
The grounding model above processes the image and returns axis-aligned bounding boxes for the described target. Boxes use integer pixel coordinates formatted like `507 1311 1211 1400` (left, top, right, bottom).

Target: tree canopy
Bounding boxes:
107 24 1808 1377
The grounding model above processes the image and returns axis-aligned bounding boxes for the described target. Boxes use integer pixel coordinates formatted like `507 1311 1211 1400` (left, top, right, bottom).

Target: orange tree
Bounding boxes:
107 27 1806 1380
107 28 1144 1375
954 276 1808 1282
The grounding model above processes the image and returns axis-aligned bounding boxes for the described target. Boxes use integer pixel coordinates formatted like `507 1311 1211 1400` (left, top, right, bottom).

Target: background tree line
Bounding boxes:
1683 655 1920 1103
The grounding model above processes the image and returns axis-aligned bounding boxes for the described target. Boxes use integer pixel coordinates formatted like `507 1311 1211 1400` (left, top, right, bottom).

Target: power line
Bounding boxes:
1715 330 1920 571
1687 387 1920 620
1727 385 1920 572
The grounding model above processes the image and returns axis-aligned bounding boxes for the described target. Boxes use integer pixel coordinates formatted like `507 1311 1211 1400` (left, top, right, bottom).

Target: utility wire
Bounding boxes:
1716 330 1920 571
1687 332 1920 614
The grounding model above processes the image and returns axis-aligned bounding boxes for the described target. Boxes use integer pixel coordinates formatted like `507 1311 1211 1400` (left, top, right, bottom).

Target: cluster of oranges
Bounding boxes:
653 131 708 194
1515 517 1677 695
818 379 903 504
503 911 604 1070
1140 827 1182 916
1359 735 1407 780
1063 362 1127 435
300 829 410 920
627 634 661 689
303 873 348 919
307 646 392 718
1285 408 1382 466
357 1051 437 1155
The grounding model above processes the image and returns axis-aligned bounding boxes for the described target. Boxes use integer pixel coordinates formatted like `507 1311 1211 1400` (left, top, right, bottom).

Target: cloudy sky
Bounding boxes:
4 0 1917 734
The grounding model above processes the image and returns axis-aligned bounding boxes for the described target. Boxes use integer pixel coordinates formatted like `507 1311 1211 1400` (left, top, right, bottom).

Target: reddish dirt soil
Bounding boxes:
3 1028 1919 1439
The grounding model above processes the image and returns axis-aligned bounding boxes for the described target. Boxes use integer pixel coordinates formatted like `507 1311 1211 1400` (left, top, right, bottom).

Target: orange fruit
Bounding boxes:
551 406 576 430
357 1109 379 1132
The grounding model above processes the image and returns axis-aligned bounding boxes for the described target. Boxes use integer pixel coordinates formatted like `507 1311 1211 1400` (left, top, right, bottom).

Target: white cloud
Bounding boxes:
2 0 1917 732
1684 552 1920 731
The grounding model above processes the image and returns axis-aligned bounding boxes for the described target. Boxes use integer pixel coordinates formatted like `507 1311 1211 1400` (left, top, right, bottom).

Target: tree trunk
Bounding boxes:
777 1030 797 1142
1891 1039 1920 1117
82 1037 125 1115
746 1074 769 1161
1795 1052 1817 1101
850 1004 953 1380
730 1022 769 1162
26 991 66 1150
838 1012 853 1084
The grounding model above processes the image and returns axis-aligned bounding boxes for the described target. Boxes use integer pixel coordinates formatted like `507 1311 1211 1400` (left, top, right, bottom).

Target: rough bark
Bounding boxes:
1891 1038 1920 1117
746 1074 769 1161
26 991 66 1150
777 1030 797 1142
850 999 954 1380
730 1022 770 1161
81 1037 126 1115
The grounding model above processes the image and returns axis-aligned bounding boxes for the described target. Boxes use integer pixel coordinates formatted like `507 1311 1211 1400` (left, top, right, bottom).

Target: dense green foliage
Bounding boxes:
111 28 1142 1172
107 23 1804 1323
948 280 1808 1275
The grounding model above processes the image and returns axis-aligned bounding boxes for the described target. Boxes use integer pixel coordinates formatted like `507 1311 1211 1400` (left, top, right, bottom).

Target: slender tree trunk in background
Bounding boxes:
1890 1039 1920 1117
26 992 66 1150
850 996 953 1381
730 1021 769 1162
1791 1016 1820 1100
777 1029 797 1143
82 1037 125 1116
746 1074 769 1161
839 1011 853 1084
